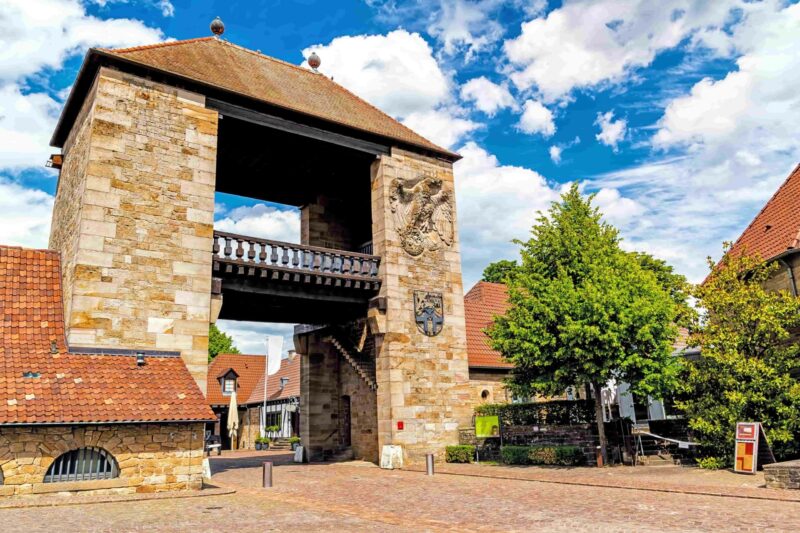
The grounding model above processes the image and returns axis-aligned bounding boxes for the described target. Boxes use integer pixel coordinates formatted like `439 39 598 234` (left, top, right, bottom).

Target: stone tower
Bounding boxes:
49 36 471 462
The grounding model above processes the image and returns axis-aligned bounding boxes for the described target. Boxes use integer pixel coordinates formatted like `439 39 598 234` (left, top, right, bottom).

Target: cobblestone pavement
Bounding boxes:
2 451 799 532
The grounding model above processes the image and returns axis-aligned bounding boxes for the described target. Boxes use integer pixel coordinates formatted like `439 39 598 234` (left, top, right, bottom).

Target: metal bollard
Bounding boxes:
426 453 435 476
262 461 273 488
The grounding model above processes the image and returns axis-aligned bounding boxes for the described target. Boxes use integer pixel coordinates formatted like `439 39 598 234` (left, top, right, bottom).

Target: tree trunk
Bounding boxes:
592 382 608 466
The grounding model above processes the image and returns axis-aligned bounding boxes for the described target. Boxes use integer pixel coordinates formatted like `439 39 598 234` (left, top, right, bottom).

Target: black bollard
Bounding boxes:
263 461 273 488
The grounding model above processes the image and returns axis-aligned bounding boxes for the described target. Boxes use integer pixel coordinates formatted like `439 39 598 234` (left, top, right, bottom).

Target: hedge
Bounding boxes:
475 400 594 426
500 445 585 466
445 445 475 463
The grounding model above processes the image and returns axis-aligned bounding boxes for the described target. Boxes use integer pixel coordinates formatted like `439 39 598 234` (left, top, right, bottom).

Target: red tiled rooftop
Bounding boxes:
464 281 513 369
206 353 266 406
0 245 214 425
726 163 800 262
246 355 300 404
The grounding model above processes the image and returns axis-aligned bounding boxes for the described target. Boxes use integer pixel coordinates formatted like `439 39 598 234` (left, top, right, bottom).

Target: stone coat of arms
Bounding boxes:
414 291 444 337
390 175 454 256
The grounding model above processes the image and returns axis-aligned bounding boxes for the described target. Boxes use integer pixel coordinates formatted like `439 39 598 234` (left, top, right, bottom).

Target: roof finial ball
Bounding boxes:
210 16 225 37
308 51 321 71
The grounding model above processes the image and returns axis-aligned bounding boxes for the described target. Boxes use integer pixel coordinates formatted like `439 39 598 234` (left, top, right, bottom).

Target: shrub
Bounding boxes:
697 457 726 470
288 436 301 444
501 445 585 466
501 446 532 465
445 445 475 463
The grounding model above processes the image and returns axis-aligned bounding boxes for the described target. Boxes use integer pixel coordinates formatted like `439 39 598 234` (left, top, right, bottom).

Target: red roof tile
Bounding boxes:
246 355 301 405
53 37 457 160
464 282 513 369
727 164 800 262
0 245 215 425
206 353 265 406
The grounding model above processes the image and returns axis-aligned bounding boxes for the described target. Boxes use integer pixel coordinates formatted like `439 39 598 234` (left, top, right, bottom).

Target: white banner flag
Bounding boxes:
267 335 283 376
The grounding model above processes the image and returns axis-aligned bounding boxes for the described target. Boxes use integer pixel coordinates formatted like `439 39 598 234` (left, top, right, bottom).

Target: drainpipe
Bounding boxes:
777 257 798 297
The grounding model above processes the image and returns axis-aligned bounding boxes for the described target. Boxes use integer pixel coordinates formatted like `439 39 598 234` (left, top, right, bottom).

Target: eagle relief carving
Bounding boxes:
389 175 454 256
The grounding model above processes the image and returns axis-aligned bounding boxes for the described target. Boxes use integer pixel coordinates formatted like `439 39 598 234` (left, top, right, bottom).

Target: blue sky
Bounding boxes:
2 0 799 353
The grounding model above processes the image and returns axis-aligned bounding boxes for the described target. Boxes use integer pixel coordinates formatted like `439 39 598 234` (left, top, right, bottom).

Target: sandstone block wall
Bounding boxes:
300 335 341 461
49 68 218 392
370 148 472 464
0 423 205 497
468 369 512 405
340 354 378 462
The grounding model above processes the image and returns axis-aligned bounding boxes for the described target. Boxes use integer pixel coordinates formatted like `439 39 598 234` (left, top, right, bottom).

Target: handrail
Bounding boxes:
212 231 381 280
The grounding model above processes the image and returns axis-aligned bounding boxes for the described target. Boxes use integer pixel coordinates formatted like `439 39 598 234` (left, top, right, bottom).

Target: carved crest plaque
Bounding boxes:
390 175 454 256
414 291 444 337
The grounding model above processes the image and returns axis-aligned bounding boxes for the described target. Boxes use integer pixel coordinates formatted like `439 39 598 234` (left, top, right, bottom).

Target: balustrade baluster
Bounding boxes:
212 236 220 255
292 248 300 268
342 255 351 274
259 243 267 264
235 239 244 259
247 241 256 261
224 237 232 258
281 246 290 266
270 244 278 264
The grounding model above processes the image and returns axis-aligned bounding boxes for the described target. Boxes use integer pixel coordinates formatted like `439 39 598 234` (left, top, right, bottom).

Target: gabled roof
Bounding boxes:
0 246 214 425
206 353 265 406
464 281 513 369
726 164 800 262
52 37 458 160
246 355 300 405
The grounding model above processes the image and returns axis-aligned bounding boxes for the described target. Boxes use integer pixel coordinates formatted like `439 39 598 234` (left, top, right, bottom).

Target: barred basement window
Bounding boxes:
44 447 118 483
0 467 4 485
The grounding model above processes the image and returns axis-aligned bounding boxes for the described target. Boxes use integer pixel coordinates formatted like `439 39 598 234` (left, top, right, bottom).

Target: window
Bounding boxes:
223 379 236 395
279 377 289 389
44 447 118 483
480 389 490 400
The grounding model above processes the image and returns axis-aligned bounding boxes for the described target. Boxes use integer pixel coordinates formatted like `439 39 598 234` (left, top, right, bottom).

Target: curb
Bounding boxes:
403 466 800 503
0 486 236 510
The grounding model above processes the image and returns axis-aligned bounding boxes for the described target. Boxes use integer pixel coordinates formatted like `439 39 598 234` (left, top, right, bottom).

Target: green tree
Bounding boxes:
482 259 519 283
487 185 679 463
209 323 240 362
629 251 695 328
677 247 800 466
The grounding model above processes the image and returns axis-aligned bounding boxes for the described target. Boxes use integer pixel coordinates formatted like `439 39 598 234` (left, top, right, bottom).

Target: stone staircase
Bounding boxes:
324 334 377 391
269 438 293 451
636 453 679 467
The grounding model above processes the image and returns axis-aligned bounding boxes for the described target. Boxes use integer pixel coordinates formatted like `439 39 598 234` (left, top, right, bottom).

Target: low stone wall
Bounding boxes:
0 423 205 497
764 459 800 490
503 424 599 465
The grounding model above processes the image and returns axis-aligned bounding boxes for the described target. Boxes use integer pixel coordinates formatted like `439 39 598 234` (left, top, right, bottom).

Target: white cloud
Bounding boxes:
215 320 295 357
302 30 450 119
402 108 479 149
214 204 301 244
459 77 516 116
0 177 54 248
549 136 580 164
0 0 164 83
0 85 62 170
454 141 561 287
588 1 800 282
595 111 627 151
503 0 745 102
517 100 555 137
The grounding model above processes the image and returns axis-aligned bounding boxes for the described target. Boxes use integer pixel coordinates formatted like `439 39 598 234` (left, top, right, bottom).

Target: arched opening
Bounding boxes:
44 447 118 483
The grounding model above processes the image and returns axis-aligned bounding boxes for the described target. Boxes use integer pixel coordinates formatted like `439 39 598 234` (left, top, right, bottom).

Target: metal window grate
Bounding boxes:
44 447 118 483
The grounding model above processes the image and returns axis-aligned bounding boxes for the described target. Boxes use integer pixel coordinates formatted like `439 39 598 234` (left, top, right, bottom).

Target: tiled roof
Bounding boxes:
207 353 265 406
0 246 214 425
55 37 456 159
464 282 513 369
246 355 301 404
726 164 800 262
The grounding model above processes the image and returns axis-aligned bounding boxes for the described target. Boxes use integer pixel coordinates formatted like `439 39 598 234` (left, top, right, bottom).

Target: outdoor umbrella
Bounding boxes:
227 390 239 447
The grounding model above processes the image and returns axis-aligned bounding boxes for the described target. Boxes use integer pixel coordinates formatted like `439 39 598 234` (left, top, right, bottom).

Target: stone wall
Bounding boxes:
340 354 379 462
48 68 218 393
468 369 511 405
502 424 599 465
300 335 341 461
764 459 800 490
301 194 369 252
0 423 204 497
369 148 472 464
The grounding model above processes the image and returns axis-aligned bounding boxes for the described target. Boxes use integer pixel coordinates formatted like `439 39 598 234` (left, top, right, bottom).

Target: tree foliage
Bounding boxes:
209 323 240 362
482 259 519 283
487 185 680 461
629 251 695 328
677 248 800 465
